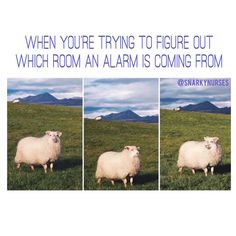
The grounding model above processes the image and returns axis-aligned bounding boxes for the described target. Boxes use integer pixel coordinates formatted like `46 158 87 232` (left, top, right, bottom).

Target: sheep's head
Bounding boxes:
45 131 62 143
124 146 140 157
204 136 219 149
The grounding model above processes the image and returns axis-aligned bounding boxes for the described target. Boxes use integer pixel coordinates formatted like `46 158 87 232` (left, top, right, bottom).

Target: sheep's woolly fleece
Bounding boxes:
96 146 141 187
177 137 222 176
15 131 62 173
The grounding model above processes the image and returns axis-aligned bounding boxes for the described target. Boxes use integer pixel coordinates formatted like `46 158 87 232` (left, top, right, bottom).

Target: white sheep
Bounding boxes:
177 136 222 176
15 131 62 173
94 116 102 121
95 146 141 187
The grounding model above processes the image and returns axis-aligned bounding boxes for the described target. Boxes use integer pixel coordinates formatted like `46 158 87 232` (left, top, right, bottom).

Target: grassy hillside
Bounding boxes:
160 109 231 190
8 103 82 190
84 119 158 190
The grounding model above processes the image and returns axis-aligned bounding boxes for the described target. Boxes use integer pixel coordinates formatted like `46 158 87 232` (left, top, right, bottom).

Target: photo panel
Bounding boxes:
7 78 83 190
160 78 231 190
84 78 159 190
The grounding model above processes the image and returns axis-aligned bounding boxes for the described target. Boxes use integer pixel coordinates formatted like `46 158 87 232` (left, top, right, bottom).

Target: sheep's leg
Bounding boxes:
178 167 183 174
50 163 54 172
204 168 208 176
43 164 48 174
192 169 195 174
130 177 133 186
123 178 127 188
211 167 214 175
97 178 101 185
16 163 21 169
30 165 34 171
111 180 115 186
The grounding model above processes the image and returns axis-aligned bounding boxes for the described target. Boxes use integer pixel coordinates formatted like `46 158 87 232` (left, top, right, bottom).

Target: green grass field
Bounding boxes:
8 103 82 190
160 109 231 190
84 119 158 190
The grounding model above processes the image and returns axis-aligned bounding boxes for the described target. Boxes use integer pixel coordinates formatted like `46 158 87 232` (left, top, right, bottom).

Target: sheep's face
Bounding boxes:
124 146 140 157
204 136 219 149
45 131 62 143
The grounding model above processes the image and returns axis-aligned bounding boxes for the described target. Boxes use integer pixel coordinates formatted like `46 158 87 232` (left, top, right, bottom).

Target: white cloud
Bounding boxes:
85 109 118 119
160 78 231 109
213 101 231 108
84 79 158 117
8 78 82 100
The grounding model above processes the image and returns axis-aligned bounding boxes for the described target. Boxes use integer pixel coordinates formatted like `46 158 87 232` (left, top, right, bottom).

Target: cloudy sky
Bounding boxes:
160 78 231 109
84 79 158 118
8 78 82 101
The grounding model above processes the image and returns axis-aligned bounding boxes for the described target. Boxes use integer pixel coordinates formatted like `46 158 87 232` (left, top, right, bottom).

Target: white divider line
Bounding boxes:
158 78 161 191
82 78 85 191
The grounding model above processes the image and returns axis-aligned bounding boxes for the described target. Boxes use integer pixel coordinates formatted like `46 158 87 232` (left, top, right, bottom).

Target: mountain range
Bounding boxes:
180 101 230 114
100 110 158 123
12 92 82 106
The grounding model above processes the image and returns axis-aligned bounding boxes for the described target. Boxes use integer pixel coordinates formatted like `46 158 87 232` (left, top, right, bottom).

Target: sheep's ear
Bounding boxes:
45 131 51 135
124 146 130 150
57 131 62 137
204 137 208 141
137 146 140 150
213 137 219 143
